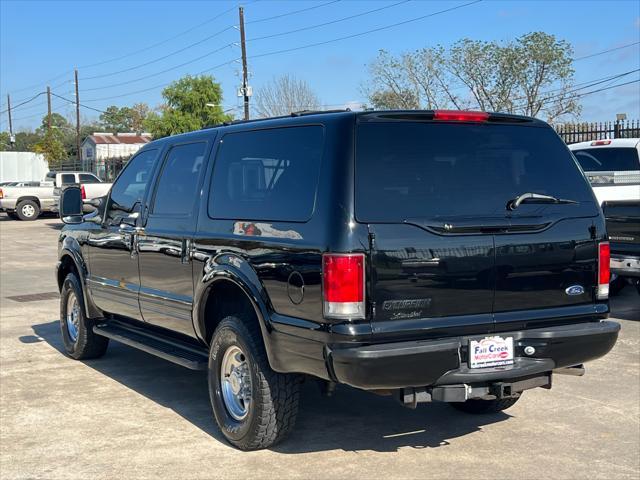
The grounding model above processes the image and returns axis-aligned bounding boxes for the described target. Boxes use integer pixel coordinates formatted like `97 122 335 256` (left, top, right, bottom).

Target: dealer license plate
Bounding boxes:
469 336 514 369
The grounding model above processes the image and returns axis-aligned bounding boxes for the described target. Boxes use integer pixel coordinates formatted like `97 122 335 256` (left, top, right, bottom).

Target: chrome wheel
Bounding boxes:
21 204 36 217
220 345 252 420
66 292 80 342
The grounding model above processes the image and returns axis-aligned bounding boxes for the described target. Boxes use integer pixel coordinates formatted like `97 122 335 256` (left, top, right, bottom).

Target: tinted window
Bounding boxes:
573 147 640 172
60 174 76 185
79 174 101 183
356 123 594 222
209 126 323 221
152 142 207 215
108 149 157 220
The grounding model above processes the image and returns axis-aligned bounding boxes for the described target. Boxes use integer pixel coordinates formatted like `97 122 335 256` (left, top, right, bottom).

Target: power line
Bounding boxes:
246 0 340 24
2 2 248 99
82 44 236 93
0 92 45 115
82 1 480 104
82 58 239 102
50 92 107 114
247 0 411 43
79 4 242 70
82 26 235 81
248 0 483 61
574 41 639 61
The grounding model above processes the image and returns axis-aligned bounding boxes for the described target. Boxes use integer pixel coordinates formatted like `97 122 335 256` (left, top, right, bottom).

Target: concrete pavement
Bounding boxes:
1 214 638 479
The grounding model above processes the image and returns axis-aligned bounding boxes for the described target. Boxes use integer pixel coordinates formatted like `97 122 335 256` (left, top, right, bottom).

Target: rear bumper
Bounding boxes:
328 321 620 390
611 254 640 277
0 199 17 211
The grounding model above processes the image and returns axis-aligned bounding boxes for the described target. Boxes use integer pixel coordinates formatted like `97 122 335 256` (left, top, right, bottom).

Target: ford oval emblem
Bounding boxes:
565 285 585 296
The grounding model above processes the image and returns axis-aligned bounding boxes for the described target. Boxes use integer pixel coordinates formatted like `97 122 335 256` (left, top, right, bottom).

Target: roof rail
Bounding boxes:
290 108 351 117
204 109 352 129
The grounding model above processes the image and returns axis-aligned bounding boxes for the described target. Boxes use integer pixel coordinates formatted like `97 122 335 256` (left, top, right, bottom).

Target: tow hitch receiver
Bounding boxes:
395 374 552 409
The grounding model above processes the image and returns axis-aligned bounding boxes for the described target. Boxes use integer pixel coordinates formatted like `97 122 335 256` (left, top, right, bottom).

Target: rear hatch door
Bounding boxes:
356 115 601 337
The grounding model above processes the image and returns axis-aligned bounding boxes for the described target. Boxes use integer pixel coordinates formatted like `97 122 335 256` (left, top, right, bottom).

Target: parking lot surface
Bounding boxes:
1 215 639 479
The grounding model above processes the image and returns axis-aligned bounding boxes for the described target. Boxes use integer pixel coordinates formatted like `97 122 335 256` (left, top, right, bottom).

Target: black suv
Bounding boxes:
57 110 620 450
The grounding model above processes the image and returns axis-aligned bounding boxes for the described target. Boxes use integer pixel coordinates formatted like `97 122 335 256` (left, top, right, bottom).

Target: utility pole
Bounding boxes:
46 86 52 131
6 94 13 139
238 6 250 120
75 69 82 164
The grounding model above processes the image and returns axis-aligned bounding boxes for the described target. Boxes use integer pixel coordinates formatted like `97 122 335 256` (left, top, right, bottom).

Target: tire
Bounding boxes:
609 275 626 296
59 273 109 360
450 395 521 414
208 314 301 450
15 199 40 221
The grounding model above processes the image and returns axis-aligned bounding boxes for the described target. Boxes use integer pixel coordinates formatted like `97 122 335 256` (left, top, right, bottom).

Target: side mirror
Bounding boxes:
60 185 84 224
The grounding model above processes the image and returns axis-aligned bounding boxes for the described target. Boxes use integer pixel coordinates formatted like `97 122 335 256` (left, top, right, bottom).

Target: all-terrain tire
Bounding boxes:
15 199 40 221
208 315 301 450
450 395 521 414
60 272 109 360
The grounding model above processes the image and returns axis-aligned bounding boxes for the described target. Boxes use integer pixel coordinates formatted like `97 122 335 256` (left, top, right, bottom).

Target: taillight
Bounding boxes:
80 185 86 200
597 242 610 300
591 140 612 146
322 253 365 319
0 188 3 199
433 110 489 122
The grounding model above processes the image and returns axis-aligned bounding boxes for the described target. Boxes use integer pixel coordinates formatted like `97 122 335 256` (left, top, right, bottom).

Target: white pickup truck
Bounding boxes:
1 172 112 220
569 138 640 205
0 182 56 220
49 171 113 213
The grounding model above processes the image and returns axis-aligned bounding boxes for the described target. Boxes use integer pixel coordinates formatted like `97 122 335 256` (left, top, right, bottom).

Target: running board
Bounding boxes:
93 321 208 370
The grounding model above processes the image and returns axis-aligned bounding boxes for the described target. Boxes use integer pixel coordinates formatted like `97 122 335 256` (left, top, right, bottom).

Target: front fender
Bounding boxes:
58 233 102 319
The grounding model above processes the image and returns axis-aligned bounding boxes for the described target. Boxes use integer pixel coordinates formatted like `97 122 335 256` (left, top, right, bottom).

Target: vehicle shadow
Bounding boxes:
27 320 510 453
610 288 640 321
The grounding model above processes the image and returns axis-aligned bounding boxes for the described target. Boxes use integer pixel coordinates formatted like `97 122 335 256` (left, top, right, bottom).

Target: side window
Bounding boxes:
209 126 324 222
152 142 207 216
107 149 158 222
79 173 101 183
60 173 76 185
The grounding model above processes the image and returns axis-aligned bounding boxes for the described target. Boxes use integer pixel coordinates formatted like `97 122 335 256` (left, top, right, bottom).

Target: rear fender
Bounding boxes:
193 252 276 357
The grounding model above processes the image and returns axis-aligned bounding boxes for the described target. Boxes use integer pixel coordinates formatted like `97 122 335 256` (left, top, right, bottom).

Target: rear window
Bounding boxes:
356 122 594 222
572 147 640 172
79 174 101 184
209 126 323 222
60 174 76 185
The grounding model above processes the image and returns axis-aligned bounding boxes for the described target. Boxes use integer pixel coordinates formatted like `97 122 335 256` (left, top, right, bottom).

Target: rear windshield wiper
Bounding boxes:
507 192 578 211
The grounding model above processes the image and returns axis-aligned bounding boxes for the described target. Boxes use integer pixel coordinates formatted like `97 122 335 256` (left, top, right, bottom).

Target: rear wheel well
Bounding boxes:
17 196 41 208
57 255 78 292
202 280 261 346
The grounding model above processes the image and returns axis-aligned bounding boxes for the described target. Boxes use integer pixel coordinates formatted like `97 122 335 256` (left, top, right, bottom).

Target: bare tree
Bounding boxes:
363 32 580 122
254 75 321 118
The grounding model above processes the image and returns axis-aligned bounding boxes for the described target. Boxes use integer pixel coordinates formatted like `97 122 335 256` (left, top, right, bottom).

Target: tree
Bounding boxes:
254 75 321 117
13 131 41 151
0 131 11 150
130 103 151 132
100 106 134 133
363 32 580 122
33 128 66 169
144 75 231 138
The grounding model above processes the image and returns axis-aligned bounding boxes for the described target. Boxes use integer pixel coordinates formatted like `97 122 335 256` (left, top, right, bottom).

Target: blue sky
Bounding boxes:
1 0 639 131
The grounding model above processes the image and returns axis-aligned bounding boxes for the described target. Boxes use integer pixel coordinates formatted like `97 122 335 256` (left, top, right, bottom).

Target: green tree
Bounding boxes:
0 131 11 150
144 75 231 138
13 131 41 151
364 32 580 122
34 128 66 169
100 106 134 133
